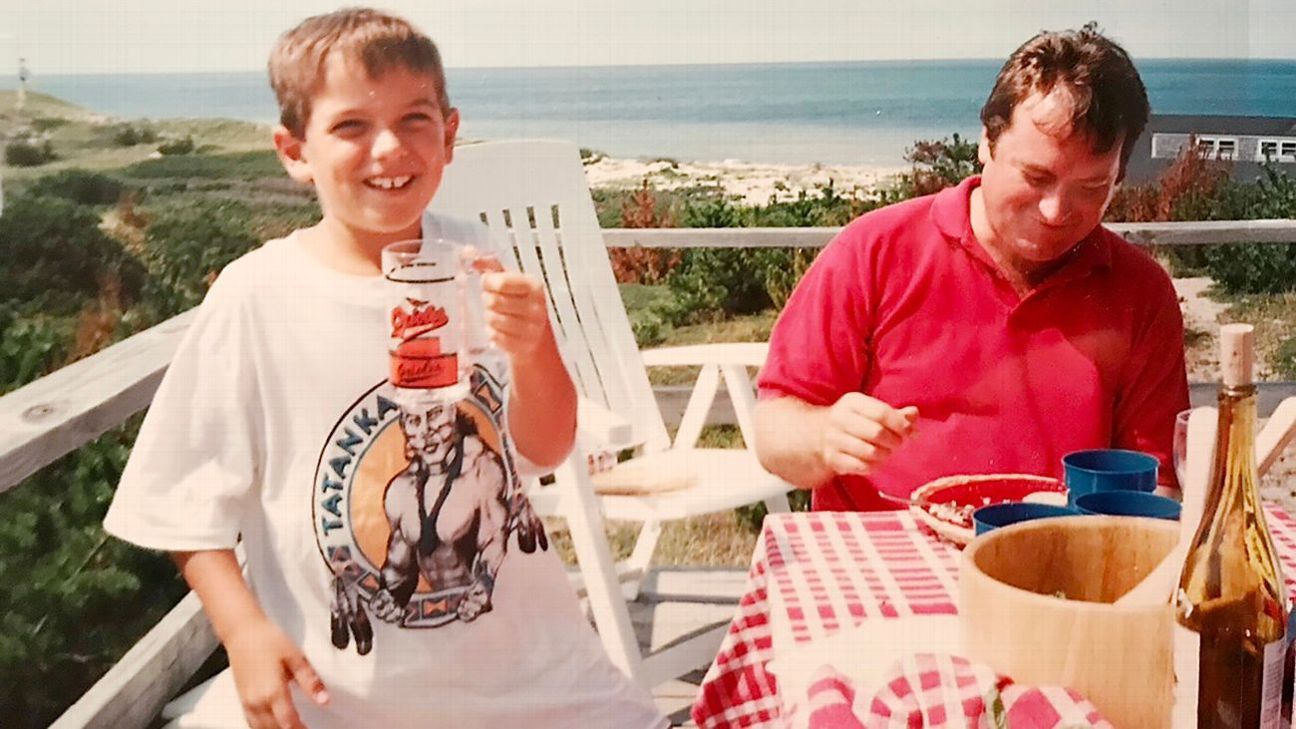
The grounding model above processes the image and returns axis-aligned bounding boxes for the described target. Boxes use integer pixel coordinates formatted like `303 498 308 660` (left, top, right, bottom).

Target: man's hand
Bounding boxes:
470 255 552 360
225 618 328 729
817 393 919 477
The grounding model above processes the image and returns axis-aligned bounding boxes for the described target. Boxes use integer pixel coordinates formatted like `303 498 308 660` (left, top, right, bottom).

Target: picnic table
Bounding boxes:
691 507 1296 728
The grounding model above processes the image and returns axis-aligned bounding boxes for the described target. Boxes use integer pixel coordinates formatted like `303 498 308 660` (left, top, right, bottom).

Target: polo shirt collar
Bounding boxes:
930 175 1113 291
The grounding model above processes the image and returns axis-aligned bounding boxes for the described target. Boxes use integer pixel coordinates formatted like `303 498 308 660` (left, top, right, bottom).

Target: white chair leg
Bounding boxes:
553 458 645 683
721 363 760 446
623 520 663 601
674 364 721 448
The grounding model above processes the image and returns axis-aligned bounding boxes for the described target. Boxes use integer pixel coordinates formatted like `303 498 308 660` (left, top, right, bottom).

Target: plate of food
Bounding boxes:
909 473 1066 546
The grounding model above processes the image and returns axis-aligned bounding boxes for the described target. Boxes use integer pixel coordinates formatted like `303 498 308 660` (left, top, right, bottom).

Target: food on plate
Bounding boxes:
909 474 1066 546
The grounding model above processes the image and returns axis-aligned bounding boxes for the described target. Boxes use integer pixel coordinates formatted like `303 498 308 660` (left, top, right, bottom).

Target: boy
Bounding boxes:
104 9 665 729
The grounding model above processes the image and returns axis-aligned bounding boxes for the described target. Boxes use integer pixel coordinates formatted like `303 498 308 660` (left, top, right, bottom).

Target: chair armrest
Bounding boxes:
577 397 638 451
640 342 769 368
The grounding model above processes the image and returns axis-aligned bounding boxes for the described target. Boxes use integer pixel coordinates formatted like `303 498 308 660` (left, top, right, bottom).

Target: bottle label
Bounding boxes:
1174 624 1201 727
1261 636 1284 727
1174 623 1287 728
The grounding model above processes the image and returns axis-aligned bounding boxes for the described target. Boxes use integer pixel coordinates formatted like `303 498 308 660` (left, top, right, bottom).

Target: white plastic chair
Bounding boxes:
431 139 793 687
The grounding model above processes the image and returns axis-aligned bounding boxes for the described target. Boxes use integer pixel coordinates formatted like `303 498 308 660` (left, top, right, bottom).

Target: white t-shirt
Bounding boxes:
104 216 665 729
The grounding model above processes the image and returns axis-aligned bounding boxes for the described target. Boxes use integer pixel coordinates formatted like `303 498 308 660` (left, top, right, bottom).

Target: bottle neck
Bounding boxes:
1213 384 1260 510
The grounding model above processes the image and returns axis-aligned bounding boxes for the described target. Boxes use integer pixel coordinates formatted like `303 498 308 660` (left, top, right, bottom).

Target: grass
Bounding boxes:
2 92 274 182
1220 291 1296 379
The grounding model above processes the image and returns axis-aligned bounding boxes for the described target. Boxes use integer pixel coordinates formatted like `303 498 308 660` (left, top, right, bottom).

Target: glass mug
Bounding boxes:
381 239 487 401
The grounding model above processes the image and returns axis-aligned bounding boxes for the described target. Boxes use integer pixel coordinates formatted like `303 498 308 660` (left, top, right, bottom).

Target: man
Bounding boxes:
754 26 1190 511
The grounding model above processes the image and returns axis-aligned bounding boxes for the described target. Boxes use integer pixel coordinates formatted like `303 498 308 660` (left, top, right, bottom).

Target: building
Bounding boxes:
1124 114 1296 184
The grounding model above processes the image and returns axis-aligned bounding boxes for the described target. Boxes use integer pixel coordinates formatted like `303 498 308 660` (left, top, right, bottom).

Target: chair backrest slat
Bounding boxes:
431 141 670 450
529 203 615 406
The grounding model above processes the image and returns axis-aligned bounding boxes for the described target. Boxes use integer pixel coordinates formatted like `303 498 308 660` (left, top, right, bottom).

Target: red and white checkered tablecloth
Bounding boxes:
691 506 1296 729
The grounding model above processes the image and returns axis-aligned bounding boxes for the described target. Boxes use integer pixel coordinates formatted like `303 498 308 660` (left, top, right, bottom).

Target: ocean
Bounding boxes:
11 59 1296 166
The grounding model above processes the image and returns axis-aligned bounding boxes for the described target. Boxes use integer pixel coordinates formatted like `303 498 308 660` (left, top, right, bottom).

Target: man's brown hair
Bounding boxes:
268 7 449 139
981 23 1149 175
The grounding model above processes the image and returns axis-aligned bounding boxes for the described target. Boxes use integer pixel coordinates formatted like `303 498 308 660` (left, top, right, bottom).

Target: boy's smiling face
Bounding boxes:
275 54 459 247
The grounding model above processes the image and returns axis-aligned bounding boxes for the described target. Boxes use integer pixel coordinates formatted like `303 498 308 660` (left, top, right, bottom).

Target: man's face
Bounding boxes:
976 89 1122 271
400 402 457 464
276 54 459 244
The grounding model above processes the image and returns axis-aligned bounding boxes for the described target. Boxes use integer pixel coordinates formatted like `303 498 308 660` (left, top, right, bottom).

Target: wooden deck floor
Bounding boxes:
625 568 748 726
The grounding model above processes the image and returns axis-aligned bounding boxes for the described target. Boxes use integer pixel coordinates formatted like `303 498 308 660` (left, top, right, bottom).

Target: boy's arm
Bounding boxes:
507 325 577 470
474 262 577 470
173 550 328 729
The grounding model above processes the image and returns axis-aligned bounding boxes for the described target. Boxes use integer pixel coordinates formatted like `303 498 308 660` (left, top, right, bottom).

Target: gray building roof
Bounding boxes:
1124 114 1296 185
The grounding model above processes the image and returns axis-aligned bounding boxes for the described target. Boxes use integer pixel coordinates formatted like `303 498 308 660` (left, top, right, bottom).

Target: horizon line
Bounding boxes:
24 55 1296 77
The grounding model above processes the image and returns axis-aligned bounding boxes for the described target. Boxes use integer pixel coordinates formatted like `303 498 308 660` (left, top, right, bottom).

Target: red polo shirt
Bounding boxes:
758 176 1189 511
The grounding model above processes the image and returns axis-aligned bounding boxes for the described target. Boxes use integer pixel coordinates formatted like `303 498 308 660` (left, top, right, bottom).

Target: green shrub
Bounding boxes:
0 305 76 394
140 199 260 314
25 169 127 206
749 182 877 227
157 135 195 156
1201 243 1296 295
5 139 56 167
884 133 981 199
0 193 146 314
0 422 186 728
1199 167 1296 295
110 123 158 147
661 248 779 324
629 310 665 347
1276 336 1296 380
118 150 285 181
30 117 70 132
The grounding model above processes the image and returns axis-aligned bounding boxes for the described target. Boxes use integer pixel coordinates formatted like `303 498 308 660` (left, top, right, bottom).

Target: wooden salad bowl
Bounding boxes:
960 516 1178 728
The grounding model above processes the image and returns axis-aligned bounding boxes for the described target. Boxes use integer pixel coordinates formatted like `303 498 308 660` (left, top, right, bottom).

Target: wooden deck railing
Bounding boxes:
2 220 1294 727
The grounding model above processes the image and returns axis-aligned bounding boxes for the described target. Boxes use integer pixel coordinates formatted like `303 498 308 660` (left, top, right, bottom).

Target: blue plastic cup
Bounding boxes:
1062 449 1159 506
973 502 1080 536
1073 491 1182 521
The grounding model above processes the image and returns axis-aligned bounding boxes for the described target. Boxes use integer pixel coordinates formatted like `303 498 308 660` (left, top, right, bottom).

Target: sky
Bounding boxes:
0 0 1292 76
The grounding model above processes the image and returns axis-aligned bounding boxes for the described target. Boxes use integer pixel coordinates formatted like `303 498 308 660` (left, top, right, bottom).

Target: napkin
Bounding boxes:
768 615 964 727
805 655 1113 729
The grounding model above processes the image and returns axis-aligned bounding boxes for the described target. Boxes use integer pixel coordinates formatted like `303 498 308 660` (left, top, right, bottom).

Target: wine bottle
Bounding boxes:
1176 324 1289 728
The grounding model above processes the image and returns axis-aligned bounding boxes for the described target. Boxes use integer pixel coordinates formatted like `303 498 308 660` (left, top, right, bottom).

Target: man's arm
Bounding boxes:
754 393 919 490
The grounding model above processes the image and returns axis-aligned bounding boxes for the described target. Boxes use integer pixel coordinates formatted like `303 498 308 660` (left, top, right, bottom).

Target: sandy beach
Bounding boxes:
582 153 907 205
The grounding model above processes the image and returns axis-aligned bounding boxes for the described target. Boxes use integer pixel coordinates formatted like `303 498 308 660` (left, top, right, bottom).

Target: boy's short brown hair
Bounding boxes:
268 7 450 139
981 23 1149 176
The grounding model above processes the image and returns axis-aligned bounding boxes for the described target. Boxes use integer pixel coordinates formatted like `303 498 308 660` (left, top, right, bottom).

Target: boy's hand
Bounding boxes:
471 255 552 359
226 618 328 729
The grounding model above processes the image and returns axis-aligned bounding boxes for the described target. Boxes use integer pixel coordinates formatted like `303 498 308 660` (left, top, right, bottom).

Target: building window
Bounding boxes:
1259 138 1296 163
1151 133 1189 159
1191 136 1239 160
